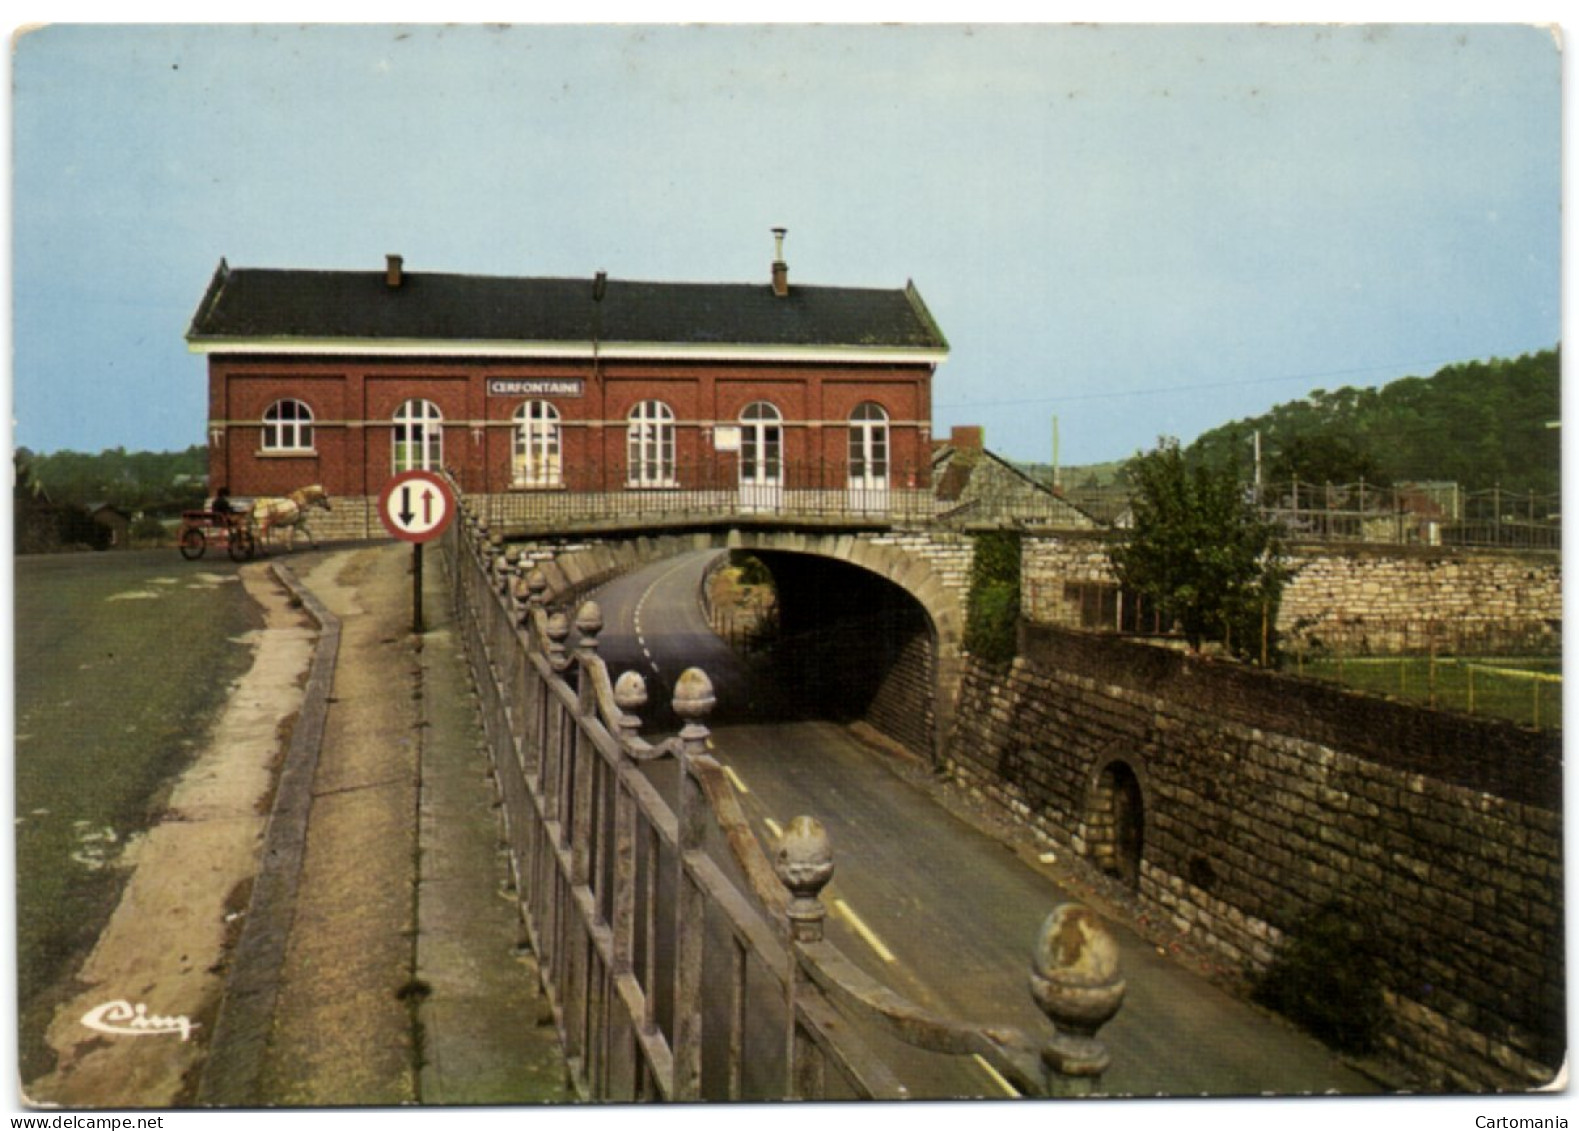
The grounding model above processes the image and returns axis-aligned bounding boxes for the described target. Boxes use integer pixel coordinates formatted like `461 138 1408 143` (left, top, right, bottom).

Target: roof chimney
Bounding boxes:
386 254 404 288
950 425 984 451
771 227 788 297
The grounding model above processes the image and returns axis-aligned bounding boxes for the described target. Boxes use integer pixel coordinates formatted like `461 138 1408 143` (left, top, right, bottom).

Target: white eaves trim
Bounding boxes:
188 337 949 366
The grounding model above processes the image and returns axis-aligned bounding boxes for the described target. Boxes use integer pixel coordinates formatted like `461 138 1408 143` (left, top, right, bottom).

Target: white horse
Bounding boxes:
252 485 332 551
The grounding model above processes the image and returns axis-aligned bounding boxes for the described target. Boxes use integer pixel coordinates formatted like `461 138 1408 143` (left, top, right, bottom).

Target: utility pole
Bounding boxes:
1052 415 1061 492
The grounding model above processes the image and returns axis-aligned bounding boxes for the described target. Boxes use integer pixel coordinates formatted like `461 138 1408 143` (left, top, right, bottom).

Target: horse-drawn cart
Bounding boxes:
177 508 257 562
177 486 330 561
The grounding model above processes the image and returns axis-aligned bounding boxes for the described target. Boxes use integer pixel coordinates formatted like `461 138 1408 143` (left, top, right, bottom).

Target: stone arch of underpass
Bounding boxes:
528 528 967 766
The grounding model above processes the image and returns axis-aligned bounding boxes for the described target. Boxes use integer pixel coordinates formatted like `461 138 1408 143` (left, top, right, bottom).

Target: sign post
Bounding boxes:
377 470 457 634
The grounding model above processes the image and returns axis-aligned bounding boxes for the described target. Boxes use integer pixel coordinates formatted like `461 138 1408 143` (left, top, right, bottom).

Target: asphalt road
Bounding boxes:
12 548 265 1085
585 551 1383 1099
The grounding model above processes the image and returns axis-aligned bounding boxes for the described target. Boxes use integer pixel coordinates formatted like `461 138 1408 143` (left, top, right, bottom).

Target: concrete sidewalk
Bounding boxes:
413 546 572 1103
214 543 569 1106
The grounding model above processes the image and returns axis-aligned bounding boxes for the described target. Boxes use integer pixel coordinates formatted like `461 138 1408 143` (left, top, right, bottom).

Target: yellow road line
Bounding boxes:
972 1054 1020 1097
833 898 896 963
722 765 749 794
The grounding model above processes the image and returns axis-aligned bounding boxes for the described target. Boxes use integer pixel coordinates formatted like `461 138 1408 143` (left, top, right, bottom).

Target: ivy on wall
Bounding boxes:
964 529 1022 665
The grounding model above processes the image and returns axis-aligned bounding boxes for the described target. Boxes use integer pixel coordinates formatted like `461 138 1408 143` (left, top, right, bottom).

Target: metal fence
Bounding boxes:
1258 481 1559 549
473 458 942 531
442 501 1126 1101
1060 480 1560 550
464 459 1559 549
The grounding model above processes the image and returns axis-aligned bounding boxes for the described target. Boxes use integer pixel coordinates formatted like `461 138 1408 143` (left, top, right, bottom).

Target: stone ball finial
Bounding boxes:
545 610 572 670
614 670 649 715
614 670 648 741
575 601 604 640
775 816 834 896
775 815 834 942
1030 904 1125 1040
671 667 716 723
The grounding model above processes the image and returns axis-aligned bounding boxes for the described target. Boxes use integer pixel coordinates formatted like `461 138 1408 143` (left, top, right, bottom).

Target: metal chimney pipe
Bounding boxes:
771 228 788 297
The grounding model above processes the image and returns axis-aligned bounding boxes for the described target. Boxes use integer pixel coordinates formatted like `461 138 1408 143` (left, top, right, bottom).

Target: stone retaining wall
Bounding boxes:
947 624 1563 1092
1022 533 1560 655
1280 547 1561 654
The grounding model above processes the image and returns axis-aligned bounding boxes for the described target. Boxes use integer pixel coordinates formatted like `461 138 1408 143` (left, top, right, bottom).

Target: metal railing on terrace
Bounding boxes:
460 459 1560 549
442 501 1128 1101
472 458 942 531
1258 480 1559 550
1060 480 1561 550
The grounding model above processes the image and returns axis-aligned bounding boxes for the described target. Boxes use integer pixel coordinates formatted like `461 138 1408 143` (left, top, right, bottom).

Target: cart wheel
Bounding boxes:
179 528 206 560
229 528 256 562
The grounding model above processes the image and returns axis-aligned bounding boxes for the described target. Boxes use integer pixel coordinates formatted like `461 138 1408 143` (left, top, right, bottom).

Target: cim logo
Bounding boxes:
81 999 198 1042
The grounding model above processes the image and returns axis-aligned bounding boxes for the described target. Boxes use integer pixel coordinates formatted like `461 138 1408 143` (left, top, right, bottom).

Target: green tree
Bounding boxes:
1265 431 1388 487
1112 439 1288 661
28 445 208 512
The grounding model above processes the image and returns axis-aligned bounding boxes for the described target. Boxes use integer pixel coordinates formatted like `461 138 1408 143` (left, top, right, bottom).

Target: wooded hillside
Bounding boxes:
1185 348 1560 493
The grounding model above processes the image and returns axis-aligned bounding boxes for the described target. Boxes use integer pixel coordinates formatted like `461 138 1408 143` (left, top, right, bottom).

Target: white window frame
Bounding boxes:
627 400 677 488
262 398 315 453
513 400 563 488
848 401 890 486
393 398 444 472
739 401 784 485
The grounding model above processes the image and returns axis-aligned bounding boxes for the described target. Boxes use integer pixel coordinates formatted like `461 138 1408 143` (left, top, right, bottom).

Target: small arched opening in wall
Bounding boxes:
1085 755 1147 890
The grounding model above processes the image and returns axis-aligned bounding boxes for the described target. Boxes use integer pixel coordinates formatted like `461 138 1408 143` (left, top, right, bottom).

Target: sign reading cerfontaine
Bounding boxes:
487 377 586 398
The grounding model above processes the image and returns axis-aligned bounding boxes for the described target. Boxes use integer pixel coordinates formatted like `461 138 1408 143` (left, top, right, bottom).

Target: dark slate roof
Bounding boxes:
187 261 948 352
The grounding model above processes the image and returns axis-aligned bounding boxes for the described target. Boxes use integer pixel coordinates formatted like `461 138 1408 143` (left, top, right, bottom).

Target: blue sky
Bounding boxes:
9 20 1563 465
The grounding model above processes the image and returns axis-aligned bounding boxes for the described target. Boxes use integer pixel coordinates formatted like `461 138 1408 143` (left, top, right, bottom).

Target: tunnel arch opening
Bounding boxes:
746 549 939 757
527 527 967 766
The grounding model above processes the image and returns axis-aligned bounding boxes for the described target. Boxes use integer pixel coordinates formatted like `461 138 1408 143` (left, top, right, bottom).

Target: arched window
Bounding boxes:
392 398 443 472
262 398 314 452
739 401 783 485
738 401 784 510
627 400 676 487
848 402 889 488
513 401 562 487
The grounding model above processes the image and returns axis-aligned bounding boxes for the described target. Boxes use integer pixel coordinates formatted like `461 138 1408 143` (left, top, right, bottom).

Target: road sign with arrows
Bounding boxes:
378 470 456 543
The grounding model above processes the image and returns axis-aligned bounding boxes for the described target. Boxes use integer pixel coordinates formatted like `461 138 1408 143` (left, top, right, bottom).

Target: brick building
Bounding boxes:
187 236 948 515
